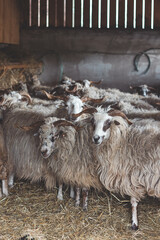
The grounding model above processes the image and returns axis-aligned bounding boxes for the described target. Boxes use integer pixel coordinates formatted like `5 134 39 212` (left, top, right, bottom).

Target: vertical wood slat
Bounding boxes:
49 0 56 27
20 0 29 27
154 0 160 28
119 0 125 28
3 0 13 43
66 0 72 27
92 0 98 28
110 0 116 28
32 0 38 27
57 0 64 27
40 0 46 27
101 0 107 28
145 0 151 29
0 0 19 44
127 0 134 28
136 0 142 28
0 0 4 42
84 0 90 28
75 0 81 27
11 0 20 43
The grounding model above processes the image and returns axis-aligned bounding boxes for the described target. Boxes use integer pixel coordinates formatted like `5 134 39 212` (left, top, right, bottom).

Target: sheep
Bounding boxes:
37 116 103 210
0 123 8 198
89 107 160 229
2 109 80 196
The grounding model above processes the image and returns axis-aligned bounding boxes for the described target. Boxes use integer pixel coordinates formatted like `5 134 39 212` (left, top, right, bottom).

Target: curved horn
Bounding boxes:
81 96 106 103
108 110 132 125
0 96 4 105
16 120 45 131
90 79 103 86
53 120 80 131
147 86 156 91
42 90 68 102
72 108 97 118
20 92 32 104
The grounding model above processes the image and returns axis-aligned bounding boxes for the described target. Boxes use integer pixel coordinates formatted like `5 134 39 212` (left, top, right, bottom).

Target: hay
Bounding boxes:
0 180 160 240
0 49 43 90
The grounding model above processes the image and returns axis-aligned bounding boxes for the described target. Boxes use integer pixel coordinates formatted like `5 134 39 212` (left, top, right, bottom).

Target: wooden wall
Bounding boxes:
0 0 20 44
21 0 160 29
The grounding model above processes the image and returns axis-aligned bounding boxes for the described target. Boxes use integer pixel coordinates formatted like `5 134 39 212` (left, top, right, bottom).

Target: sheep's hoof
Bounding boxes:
131 223 138 231
75 202 80 207
83 207 88 211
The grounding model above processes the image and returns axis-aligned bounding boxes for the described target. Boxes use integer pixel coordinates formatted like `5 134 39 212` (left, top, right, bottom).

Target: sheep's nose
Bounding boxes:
93 135 100 144
41 149 48 158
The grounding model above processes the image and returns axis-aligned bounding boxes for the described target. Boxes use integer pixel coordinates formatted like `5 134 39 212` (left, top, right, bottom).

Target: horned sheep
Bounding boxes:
90 108 160 230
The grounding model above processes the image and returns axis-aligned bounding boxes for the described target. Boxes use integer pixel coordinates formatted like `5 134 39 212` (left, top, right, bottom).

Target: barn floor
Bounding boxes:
0 180 160 240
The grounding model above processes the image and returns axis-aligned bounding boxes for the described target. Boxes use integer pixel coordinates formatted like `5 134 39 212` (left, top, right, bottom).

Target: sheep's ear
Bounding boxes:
114 120 120 125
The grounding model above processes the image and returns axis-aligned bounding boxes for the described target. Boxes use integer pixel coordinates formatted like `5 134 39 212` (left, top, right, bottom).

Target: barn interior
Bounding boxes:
0 0 160 239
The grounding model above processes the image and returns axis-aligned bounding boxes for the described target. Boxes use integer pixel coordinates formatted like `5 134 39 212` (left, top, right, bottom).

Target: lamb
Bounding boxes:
90 107 160 229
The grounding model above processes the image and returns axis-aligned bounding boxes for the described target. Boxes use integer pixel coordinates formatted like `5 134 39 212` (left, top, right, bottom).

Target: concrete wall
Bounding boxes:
21 28 160 91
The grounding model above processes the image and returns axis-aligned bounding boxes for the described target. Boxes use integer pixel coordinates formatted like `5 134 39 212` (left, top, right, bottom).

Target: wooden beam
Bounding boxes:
32 0 38 27
92 0 98 28
75 0 81 27
84 0 90 28
66 0 72 27
101 0 107 28
40 0 47 27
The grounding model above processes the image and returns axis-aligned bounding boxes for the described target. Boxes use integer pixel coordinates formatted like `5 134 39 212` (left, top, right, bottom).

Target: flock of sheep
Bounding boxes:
0 73 160 231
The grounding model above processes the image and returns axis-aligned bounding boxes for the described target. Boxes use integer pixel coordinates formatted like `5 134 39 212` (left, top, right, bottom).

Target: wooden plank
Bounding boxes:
11 0 20 43
0 0 19 44
136 0 142 29
0 0 4 42
119 0 125 28
110 0 116 28
92 0 98 28
20 0 29 27
3 0 12 43
40 0 47 27
75 0 81 27
49 0 56 27
57 0 64 27
145 0 151 29
66 0 72 27
154 0 160 29
32 0 38 27
101 0 107 28
84 0 90 28
127 0 134 28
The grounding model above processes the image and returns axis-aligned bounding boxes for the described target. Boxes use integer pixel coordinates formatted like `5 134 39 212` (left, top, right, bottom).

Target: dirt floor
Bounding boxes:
0 180 160 240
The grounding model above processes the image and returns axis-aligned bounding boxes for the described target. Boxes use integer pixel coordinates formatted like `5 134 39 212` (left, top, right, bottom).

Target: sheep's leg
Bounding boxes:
57 183 63 200
0 187 2 198
82 188 89 211
70 185 75 199
131 197 139 230
8 174 14 187
2 179 8 196
75 187 81 207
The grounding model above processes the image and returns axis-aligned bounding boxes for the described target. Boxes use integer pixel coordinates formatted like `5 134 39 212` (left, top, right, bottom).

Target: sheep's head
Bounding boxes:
39 117 78 158
92 109 132 145
130 84 156 97
0 91 32 109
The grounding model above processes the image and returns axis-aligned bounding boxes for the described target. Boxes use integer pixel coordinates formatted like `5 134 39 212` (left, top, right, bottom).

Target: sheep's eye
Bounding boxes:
103 120 111 132
51 137 54 142
59 130 66 138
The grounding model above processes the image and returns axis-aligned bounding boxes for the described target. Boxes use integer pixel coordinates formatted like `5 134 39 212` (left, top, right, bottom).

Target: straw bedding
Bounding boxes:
0 180 159 240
